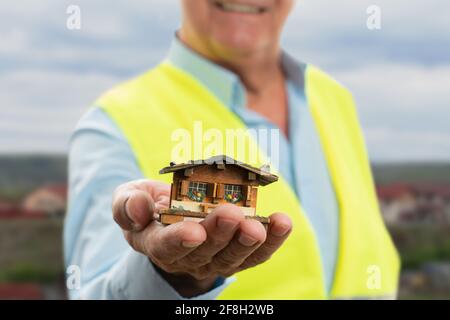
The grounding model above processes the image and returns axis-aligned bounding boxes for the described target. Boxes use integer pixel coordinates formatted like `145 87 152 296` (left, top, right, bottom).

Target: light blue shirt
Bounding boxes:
64 38 339 299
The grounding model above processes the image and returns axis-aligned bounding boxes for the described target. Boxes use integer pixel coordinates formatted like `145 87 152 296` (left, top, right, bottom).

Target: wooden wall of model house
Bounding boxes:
170 165 259 208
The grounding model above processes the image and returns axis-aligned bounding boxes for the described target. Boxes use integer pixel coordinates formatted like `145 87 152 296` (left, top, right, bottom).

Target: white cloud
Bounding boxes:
366 127 450 162
334 63 450 128
0 0 448 161
284 0 450 68
0 29 29 54
0 69 120 153
330 63 450 161
335 63 450 113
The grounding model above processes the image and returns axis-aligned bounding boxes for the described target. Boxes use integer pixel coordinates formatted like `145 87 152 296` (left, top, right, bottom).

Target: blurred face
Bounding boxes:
180 0 294 60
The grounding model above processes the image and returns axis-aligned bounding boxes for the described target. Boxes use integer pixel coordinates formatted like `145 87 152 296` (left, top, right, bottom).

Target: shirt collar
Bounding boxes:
167 36 305 109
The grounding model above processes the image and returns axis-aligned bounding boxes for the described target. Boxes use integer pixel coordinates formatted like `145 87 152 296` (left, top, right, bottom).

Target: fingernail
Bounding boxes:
182 241 203 248
238 234 258 247
271 224 291 237
217 219 238 232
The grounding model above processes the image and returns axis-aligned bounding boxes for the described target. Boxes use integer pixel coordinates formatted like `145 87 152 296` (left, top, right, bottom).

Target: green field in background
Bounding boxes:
0 218 64 283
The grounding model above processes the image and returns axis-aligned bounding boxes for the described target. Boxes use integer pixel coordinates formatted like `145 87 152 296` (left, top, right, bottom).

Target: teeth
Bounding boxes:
215 1 266 14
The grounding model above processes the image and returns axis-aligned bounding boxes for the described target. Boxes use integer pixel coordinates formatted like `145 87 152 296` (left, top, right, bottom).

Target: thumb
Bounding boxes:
113 186 155 231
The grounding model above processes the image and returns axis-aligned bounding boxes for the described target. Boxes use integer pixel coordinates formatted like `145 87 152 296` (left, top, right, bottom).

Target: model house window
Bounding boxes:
224 184 243 204
187 182 207 202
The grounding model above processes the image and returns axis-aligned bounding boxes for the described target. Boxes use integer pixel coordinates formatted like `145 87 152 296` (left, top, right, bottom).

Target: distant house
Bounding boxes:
22 185 67 216
377 184 417 224
0 201 44 219
0 201 18 219
377 183 450 225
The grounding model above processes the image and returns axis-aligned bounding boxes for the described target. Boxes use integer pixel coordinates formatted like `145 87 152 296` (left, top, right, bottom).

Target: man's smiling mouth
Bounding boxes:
213 1 268 14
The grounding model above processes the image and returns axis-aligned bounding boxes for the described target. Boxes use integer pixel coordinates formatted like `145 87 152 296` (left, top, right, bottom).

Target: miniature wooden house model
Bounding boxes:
158 155 278 225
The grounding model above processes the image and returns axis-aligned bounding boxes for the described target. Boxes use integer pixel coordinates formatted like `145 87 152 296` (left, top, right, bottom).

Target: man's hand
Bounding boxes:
112 179 292 297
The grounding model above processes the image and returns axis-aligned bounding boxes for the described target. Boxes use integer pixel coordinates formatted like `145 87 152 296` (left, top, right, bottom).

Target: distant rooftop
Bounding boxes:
377 182 450 199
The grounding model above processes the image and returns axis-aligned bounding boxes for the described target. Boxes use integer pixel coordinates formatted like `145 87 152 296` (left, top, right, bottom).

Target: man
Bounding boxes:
65 0 400 299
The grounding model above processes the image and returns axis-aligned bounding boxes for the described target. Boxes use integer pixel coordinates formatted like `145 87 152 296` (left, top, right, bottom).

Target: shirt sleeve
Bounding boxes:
64 107 234 300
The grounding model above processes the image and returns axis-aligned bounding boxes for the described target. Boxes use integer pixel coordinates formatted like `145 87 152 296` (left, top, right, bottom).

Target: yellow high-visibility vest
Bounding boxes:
96 61 400 299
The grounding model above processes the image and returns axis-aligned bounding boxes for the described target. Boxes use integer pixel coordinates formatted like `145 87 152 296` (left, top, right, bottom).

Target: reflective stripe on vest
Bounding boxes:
96 61 400 299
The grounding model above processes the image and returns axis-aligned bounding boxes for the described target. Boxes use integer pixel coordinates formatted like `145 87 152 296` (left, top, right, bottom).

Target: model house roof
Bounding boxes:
159 155 278 186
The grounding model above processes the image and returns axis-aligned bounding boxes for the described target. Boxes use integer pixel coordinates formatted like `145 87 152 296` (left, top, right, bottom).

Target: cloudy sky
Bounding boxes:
0 0 449 162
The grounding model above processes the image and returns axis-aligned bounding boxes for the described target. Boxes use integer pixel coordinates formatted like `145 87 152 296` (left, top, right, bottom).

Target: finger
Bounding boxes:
240 213 292 269
132 179 171 214
180 204 244 266
209 218 267 274
112 184 155 231
154 195 170 211
134 220 207 265
140 180 171 205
